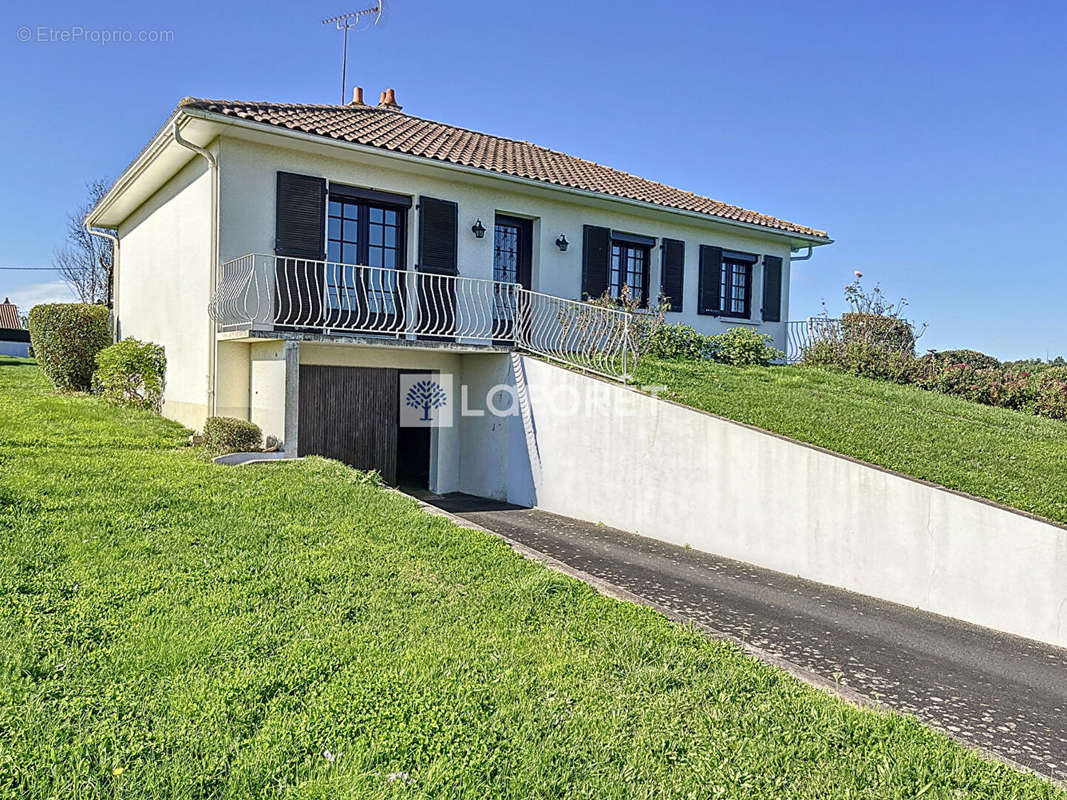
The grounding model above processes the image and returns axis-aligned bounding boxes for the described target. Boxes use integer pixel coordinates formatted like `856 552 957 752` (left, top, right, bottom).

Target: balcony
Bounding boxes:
209 254 633 380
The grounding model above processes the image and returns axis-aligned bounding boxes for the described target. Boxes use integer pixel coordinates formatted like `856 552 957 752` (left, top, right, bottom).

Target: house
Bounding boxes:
0 298 30 357
85 88 831 494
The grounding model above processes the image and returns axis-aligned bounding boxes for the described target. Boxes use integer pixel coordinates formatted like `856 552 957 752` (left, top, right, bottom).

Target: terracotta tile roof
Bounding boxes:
0 299 21 330
181 98 829 240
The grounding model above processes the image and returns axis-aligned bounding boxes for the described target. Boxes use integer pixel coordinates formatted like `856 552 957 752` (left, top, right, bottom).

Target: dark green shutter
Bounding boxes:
275 172 326 259
698 245 723 315
762 255 783 322
581 225 610 300
660 238 685 312
418 196 458 273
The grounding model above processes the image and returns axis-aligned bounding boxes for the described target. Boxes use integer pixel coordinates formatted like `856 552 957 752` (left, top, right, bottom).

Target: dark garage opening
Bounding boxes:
298 364 431 488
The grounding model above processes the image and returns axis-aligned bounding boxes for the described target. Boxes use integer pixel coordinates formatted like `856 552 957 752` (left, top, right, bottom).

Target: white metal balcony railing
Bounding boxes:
785 317 842 363
209 254 633 380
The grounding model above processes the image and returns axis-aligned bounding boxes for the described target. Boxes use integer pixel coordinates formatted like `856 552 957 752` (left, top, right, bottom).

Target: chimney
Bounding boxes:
349 86 364 105
379 88 402 110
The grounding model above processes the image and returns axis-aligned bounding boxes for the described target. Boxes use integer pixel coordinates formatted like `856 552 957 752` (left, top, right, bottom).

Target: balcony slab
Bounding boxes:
218 327 513 354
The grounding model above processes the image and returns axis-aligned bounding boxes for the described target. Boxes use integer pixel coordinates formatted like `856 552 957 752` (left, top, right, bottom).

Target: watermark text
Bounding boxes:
16 25 175 44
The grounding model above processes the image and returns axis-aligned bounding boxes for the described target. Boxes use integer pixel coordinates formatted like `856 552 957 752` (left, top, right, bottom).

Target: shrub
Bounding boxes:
27 304 111 391
586 287 669 369
644 323 716 361
1029 368 1067 420
203 416 263 454
923 349 1000 371
802 276 1067 423
913 363 1033 410
93 339 166 411
805 340 919 384
974 370 1035 411
840 312 915 354
709 327 783 367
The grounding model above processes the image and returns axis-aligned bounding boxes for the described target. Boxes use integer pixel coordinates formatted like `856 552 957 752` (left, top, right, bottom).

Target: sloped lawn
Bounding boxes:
0 356 1062 799
634 356 1067 527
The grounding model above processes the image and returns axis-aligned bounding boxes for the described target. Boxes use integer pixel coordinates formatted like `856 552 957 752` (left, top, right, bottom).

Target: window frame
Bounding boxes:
719 255 754 319
326 194 408 270
324 192 408 317
608 239 651 307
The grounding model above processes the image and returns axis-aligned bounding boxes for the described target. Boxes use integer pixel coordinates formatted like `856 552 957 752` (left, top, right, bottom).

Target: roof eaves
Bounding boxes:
179 101 832 243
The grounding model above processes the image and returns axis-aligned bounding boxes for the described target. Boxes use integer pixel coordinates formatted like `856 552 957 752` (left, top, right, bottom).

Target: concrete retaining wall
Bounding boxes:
510 356 1067 649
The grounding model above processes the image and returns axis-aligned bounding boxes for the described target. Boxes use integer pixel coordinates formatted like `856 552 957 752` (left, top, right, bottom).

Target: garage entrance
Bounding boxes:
298 365 432 487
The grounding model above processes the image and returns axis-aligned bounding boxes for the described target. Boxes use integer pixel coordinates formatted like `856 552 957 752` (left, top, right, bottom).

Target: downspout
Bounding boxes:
790 245 814 261
173 119 220 420
83 222 120 337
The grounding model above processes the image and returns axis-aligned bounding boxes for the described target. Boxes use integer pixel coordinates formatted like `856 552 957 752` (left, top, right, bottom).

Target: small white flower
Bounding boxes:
323 749 337 763
387 771 411 784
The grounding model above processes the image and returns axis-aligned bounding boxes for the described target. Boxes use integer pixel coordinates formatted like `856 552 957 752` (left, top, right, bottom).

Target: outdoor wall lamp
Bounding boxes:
471 219 486 239
555 233 569 251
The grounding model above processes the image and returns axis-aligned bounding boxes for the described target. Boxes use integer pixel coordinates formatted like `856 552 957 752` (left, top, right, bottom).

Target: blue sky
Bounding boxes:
1 0 1064 358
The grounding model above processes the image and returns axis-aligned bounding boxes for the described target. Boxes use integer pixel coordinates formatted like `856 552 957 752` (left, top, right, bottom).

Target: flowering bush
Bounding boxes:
923 349 1001 371
1029 368 1067 420
802 277 1067 423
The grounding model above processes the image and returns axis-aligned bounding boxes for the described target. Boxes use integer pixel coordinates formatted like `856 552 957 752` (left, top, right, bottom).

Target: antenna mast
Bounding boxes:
322 3 384 103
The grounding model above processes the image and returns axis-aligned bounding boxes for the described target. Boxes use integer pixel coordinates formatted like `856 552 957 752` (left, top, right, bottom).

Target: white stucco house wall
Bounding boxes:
85 88 832 495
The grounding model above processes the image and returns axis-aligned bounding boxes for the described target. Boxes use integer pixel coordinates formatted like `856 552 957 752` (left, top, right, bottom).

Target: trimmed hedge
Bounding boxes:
642 323 782 367
93 338 166 411
922 349 1001 370
804 339 918 384
203 416 262 454
28 304 111 391
840 312 915 354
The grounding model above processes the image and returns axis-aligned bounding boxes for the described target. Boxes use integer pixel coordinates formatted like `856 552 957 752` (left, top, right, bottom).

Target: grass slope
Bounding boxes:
1 356 1062 799
634 357 1067 527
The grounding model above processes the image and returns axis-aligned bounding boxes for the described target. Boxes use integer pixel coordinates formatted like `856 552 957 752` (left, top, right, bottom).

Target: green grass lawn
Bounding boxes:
1 356 1063 799
634 357 1067 527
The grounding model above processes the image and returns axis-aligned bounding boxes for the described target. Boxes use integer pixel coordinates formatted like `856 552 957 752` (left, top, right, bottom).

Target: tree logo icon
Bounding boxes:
405 379 448 421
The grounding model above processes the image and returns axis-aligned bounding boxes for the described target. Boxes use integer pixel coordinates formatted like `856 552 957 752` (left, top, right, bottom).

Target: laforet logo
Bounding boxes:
399 373 453 427
405 379 447 421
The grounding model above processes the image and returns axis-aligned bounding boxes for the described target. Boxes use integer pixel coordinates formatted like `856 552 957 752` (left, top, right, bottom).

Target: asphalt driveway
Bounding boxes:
416 491 1067 781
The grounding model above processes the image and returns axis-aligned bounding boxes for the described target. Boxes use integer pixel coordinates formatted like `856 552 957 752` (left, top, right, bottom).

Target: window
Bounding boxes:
719 257 751 318
609 241 649 305
326 197 405 315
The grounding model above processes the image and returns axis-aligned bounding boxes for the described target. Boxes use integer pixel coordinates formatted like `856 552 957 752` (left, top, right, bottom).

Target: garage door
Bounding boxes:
299 365 399 483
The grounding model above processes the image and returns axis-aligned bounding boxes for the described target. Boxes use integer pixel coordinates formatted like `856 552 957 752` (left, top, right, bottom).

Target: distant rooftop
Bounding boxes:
0 298 22 330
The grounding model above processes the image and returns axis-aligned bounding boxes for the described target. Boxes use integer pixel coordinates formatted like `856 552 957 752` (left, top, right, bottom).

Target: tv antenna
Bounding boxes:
322 3 385 103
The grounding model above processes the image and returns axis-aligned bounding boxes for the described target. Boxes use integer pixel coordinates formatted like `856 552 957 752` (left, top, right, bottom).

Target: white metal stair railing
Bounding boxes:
514 289 631 380
209 253 632 380
785 317 841 363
